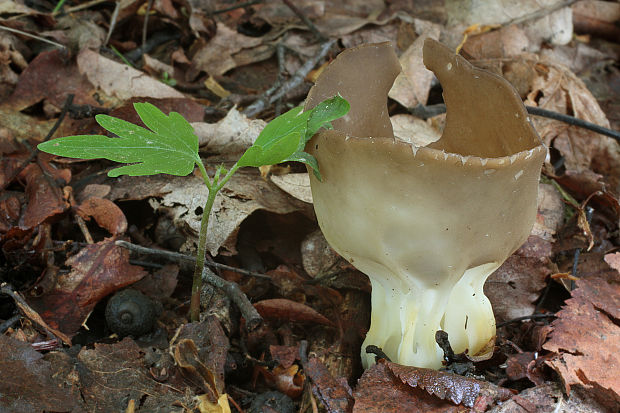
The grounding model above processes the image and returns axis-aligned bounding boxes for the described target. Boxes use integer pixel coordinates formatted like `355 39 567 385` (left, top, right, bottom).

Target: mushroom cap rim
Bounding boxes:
325 132 548 169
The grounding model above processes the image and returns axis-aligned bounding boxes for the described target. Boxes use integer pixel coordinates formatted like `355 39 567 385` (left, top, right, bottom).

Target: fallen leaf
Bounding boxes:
353 361 460 413
19 161 70 230
305 356 354 413
543 276 620 405
386 360 514 408
27 239 147 336
193 107 265 154
0 335 81 413
77 338 182 411
254 298 333 326
77 49 184 100
257 364 305 398
5 49 98 111
269 344 300 369
75 197 128 235
190 22 262 77
388 25 441 108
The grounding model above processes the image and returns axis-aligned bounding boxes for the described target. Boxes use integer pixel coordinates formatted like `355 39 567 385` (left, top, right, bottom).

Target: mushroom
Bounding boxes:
304 40 546 369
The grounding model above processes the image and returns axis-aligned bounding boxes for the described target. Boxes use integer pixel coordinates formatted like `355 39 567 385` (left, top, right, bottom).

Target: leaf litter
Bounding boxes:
1 0 620 412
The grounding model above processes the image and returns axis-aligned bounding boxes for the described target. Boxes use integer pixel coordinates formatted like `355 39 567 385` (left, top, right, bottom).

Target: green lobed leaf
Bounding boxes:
38 102 201 177
237 95 349 171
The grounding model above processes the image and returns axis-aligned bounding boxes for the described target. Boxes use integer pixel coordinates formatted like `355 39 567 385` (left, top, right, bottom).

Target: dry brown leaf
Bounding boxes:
107 170 310 256
305 356 353 413
386 360 514 408
388 25 441 108
254 298 333 326
0 335 81 413
543 276 620 405
27 239 146 336
190 22 262 77
19 161 70 230
77 49 184 100
75 197 128 235
353 361 460 413
77 338 182 411
5 49 98 111
194 107 266 154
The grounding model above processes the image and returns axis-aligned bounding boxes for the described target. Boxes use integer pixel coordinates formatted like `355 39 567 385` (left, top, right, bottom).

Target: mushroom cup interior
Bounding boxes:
304 39 546 369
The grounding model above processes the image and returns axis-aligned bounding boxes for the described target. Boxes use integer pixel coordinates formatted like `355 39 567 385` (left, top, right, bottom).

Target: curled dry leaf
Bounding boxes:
254 298 333 326
257 364 305 399
75 197 128 235
305 356 354 413
386 360 514 408
27 239 146 336
543 276 620 406
19 161 70 230
353 361 460 413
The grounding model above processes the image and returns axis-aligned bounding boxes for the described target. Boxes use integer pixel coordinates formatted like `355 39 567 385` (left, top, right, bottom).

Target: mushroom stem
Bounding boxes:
362 261 498 369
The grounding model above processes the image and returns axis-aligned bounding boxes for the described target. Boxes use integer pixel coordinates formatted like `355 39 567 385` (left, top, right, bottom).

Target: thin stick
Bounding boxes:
201 267 263 331
282 0 326 42
114 240 272 280
408 103 620 142
0 24 65 49
244 39 336 117
496 313 556 328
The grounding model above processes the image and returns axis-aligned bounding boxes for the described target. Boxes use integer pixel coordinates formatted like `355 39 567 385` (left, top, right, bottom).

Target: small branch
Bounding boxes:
0 24 66 50
114 240 272 280
201 267 263 331
244 39 337 117
496 313 556 328
0 284 72 345
282 0 326 42
408 103 620 142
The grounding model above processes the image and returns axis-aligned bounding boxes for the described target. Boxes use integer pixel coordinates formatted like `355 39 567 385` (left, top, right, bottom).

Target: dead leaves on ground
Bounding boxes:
1 0 620 412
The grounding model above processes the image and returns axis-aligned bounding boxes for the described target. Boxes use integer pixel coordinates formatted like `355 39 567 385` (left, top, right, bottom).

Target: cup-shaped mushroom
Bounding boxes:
304 40 546 369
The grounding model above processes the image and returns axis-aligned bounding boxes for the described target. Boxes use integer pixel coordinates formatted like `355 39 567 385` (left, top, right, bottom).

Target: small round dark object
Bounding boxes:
105 289 160 337
249 391 294 413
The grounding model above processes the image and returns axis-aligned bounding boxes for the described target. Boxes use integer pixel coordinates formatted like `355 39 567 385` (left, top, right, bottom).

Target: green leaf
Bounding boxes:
285 151 321 181
304 94 350 143
237 132 301 167
37 102 200 177
237 95 350 169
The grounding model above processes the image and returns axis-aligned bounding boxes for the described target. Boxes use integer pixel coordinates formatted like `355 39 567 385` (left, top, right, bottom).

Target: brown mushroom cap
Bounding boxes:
304 39 546 289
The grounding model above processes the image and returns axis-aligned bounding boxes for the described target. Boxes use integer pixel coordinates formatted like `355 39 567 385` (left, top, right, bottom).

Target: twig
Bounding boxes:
496 313 556 328
142 0 154 51
364 345 391 362
526 106 620 142
244 39 337 117
502 0 577 27
282 0 326 42
114 240 272 280
0 24 65 50
0 283 72 345
0 94 74 193
201 267 263 331
408 103 620 142
104 0 121 46
0 314 21 334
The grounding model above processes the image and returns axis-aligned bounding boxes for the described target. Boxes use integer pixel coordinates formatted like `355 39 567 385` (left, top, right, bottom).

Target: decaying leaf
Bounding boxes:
254 298 333 326
543 276 620 406
386 360 514 408
75 197 128 235
27 239 146 336
0 335 82 413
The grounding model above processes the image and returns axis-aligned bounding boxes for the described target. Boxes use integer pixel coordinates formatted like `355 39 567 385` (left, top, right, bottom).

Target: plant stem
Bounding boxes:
189 186 218 321
188 161 240 322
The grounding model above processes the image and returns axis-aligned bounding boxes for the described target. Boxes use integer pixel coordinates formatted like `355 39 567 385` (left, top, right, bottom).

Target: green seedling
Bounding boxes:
38 96 350 321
